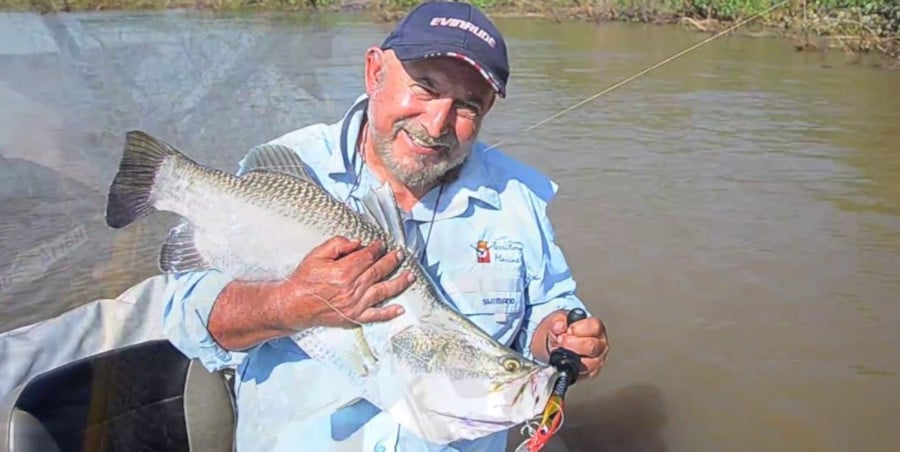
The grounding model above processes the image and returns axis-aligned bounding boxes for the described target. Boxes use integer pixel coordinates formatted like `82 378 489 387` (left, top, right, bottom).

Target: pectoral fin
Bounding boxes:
159 220 212 272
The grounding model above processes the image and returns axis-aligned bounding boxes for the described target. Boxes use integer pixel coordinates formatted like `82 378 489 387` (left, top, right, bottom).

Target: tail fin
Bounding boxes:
105 130 181 229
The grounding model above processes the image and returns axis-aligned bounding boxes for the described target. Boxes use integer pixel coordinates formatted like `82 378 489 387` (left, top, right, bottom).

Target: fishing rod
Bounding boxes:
510 2 793 451
516 308 588 452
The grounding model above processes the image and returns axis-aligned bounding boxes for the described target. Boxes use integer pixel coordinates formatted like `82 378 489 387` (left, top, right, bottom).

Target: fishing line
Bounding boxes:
308 291 365 327
484 0 791 152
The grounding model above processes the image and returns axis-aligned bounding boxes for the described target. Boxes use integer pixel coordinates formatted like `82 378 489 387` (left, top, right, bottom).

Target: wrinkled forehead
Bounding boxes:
398 55 495 106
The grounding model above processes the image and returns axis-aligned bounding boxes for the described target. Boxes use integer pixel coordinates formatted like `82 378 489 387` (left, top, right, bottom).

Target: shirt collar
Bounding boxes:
329 94 501 222
326 93 369 177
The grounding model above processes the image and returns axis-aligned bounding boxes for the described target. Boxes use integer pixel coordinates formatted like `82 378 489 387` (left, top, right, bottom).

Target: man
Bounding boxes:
161 2 609 451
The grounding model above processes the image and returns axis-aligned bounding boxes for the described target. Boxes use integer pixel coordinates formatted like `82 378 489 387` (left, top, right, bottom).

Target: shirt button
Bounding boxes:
374 444 385 452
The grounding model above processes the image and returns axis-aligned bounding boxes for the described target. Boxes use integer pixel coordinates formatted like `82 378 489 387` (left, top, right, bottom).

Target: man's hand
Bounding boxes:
276 236 416 330
208 235 414 351
535 310 609 379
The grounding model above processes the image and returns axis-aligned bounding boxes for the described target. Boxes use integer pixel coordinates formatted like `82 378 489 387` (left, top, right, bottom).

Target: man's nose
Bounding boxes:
421 98 454 138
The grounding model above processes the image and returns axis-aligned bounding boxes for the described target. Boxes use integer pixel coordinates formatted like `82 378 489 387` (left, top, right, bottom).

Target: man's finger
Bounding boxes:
568 317 603 338
551 320 568 335
559 334 605 358
334 238 365 257
360 271 416 308
310 236 359 259
355 305 406 324
352 241 387 263
337 241 386 280
358 249 404 287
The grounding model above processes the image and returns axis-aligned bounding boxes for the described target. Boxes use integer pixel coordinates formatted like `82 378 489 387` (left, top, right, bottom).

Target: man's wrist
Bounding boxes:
209 279 297 351
264 281 302 333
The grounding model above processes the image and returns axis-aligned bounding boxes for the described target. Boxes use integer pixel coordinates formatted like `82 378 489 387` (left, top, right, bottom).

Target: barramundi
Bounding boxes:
103 130 559 444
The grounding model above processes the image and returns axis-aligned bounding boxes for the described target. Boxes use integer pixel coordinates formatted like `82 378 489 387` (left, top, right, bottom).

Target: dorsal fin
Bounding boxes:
360 182 420 253
239 144 316 182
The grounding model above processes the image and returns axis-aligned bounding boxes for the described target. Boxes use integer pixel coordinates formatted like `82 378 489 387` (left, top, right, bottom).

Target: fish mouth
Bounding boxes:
424 369 561 429
526 367 562 411
504 367 560 413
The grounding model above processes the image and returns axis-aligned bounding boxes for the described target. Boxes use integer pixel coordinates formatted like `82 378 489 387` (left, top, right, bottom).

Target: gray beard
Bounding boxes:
373 138 458 191
369 119 471 192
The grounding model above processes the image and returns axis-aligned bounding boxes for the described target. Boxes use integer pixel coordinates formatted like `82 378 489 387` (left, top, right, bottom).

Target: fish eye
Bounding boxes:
502 357 522 372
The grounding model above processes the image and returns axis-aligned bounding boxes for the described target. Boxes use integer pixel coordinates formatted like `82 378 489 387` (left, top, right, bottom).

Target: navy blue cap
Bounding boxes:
380 1 510 97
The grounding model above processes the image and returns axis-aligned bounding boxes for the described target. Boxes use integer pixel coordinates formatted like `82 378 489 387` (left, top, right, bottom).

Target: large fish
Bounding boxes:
104 130 559 444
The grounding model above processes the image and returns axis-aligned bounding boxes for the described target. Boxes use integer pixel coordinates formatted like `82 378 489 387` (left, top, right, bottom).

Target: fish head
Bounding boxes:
381 322 561 442
424 343 560 430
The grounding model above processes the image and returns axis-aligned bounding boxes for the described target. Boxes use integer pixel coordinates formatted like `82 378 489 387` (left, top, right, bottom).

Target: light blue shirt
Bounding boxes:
161 94 588 452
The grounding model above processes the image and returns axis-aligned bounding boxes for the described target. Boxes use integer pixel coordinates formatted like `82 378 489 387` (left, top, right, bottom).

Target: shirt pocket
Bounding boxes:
438 266 527 346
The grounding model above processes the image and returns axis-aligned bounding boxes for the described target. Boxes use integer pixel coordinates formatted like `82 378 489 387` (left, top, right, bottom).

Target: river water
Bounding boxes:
1 9 898 452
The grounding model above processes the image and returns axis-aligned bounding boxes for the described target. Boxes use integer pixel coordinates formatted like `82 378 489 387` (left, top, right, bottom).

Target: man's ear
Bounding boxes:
364 47 386 96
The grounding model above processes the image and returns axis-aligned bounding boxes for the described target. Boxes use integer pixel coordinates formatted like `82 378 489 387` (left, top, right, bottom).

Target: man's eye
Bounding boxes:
456 103 480 118
411 83 436 97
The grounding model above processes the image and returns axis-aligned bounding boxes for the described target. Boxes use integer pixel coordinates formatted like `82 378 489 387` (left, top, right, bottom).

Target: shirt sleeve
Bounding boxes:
161 269 247 372
514 198 590 362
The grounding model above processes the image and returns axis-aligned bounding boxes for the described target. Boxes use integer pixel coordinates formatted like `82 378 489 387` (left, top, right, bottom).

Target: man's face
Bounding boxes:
364 49 496 191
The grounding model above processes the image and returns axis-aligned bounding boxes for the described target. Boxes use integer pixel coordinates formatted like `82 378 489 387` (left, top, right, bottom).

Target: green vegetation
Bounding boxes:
2 0 898 59
665 1 899 57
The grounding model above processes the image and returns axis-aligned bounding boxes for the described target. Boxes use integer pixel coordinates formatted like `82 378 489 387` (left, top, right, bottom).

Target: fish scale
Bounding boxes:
103 129 561 444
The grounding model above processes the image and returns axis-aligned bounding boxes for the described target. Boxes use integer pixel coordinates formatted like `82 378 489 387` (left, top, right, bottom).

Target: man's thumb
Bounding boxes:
551 320 567 335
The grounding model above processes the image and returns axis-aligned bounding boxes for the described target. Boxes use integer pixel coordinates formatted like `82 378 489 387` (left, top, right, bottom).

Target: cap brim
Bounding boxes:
388 43 506 98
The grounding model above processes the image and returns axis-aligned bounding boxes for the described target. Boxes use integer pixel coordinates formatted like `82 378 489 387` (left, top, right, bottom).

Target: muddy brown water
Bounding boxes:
1 10 898 452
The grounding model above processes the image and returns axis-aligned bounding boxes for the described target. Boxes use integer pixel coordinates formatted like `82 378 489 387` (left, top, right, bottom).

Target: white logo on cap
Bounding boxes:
429 17 497 48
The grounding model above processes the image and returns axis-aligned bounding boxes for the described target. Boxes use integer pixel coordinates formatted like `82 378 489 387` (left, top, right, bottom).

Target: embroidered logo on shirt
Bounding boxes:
490 241 524 264
483 297 516 305
475 240 491 263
